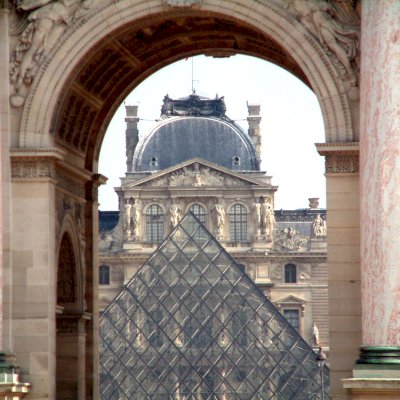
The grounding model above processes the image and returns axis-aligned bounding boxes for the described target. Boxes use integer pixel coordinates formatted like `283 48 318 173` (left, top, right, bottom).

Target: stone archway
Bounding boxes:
5 1 362 399
56 229 89 400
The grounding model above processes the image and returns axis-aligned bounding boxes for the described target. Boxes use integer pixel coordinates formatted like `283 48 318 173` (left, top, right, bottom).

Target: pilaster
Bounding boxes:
317 142 361 400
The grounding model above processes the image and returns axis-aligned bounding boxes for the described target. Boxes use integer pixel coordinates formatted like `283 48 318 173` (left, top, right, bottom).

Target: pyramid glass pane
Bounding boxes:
100 212 329 399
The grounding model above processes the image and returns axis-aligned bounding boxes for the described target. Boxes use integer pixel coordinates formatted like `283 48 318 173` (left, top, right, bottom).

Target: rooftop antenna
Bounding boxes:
190 57 199 94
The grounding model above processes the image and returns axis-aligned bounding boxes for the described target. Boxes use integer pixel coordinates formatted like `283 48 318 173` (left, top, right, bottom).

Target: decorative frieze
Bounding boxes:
316 142 359 174
11 160 56 179
326 154 359 174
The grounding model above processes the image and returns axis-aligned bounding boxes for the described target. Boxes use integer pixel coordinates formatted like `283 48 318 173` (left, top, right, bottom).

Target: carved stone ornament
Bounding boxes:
312 213 327 237
325 154 359 173
274 227 309 251
164 0 202 6
11 159 56 179
146 164 234 188
285 0 360 86
9 0 94 107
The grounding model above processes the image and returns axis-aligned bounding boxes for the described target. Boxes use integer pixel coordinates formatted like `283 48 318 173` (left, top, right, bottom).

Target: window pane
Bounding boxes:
284 263 297 283
99 265 110 285
229 204 247 241
283 309 300 332
146 205 164 242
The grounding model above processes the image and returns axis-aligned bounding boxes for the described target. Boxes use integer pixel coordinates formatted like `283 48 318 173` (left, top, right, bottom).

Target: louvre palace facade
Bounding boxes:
98 94 328 351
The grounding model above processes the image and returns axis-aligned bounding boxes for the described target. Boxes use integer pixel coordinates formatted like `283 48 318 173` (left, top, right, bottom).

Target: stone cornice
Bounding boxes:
315 142 359 155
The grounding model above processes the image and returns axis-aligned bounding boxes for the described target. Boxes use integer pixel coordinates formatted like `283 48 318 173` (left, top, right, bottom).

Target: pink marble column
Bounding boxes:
360 1 400 346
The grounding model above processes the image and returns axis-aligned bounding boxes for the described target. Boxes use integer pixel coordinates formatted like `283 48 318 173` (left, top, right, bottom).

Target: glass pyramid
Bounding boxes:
100 212 329 399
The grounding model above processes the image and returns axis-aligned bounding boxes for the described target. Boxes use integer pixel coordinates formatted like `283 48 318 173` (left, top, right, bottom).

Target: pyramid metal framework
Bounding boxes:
100 213 329 399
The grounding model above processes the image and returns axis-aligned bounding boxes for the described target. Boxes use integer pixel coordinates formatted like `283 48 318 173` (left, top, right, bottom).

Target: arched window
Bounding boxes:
146 205 164 243
284 263 297 283
229 204 247 242
99 265 110 285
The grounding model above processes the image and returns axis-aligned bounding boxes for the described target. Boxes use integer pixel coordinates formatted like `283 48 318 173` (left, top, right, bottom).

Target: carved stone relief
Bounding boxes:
285 0 360 86
11 159 55 179
123 197 140 241
274 227 309 251
169 165 225 187
311 214 327 237
252 197 275 241
9 0 94 107
325 154 359 173
212 199 225 239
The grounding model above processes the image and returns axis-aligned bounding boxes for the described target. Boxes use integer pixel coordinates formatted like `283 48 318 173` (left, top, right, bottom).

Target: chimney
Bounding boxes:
125 105 139 173
247 102 262 161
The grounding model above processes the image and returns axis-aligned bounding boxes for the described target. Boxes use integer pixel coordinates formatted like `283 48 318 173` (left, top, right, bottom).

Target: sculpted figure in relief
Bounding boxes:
287 0 359 85
312 213 327 237
310 322 320 347
260 199 275 240
131 201 140 238
212 202 225 235
10 0 92 107
124 200 132 238
170 203 181 228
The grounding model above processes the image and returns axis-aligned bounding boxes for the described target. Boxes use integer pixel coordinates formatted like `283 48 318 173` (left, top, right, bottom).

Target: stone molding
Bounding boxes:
316 142 359 174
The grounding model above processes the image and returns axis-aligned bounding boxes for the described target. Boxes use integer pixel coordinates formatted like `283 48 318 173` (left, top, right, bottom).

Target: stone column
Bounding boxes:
359 1 400 352
343 2 400 398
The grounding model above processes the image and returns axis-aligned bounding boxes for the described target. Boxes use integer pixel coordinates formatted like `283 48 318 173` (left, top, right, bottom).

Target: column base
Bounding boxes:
343 347 400 399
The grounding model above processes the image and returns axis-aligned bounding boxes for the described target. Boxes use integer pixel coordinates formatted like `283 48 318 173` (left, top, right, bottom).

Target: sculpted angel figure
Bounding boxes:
287 0 359 84
10 0 91 105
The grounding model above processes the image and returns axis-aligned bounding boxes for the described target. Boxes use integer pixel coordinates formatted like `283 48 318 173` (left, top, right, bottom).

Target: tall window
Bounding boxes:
229 204 247 242
189 204 206 238
283 309 300 332
99 265 110 285
284 263 297 283
146 205 164 243
189 204 206 224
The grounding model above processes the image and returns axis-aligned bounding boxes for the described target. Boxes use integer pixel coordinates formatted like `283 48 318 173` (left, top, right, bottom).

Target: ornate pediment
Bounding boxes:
124 160 262 189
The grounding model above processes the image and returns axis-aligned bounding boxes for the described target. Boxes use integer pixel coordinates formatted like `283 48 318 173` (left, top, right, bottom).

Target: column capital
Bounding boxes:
316 142 359 174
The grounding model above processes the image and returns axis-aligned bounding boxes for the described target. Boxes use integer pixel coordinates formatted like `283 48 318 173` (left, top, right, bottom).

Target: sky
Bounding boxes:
98 55 326 211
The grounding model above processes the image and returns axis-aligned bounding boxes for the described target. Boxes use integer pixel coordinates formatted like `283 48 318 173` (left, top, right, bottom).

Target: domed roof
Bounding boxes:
132 94 260 172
